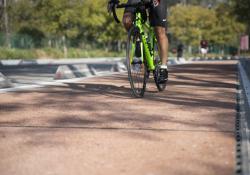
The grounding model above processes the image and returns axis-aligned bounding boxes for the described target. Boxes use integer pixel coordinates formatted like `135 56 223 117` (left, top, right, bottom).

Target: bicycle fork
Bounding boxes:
135 13 155 71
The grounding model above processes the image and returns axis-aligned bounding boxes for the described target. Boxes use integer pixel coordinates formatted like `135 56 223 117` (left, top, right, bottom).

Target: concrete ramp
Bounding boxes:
54 64 91 80
54 62 127 80
0 73 12 88
89 62 126 75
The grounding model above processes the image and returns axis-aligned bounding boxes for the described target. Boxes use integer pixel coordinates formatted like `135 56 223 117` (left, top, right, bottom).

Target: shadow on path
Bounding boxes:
0 62 237 135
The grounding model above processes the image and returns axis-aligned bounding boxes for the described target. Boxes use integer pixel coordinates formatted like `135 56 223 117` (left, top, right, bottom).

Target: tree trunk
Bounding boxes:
62 35 68 58
4 0 11 48
117 40 121 52
188 45 192 54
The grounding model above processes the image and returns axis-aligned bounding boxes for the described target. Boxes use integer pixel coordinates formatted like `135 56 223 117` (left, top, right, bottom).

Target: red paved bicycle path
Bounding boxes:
0 61 236 175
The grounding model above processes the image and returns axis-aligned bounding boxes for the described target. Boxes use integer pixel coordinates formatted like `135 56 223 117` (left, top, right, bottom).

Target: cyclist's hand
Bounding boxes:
107 0 119 13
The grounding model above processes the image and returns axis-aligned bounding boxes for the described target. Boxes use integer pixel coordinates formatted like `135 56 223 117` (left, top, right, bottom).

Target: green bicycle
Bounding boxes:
110 0 168 97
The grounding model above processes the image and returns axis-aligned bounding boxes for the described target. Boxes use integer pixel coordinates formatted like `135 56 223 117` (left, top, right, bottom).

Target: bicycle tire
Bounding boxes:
153 42 168 92
126 27 148 98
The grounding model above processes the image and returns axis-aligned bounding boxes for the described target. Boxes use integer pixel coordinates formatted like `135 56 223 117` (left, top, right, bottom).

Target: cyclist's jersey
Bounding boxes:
124 0 167 27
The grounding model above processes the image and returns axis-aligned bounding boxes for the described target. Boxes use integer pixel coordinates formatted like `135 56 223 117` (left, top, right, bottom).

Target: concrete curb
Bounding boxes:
237 60 250 175
0 58 125 66
0 55 240 66
240 58 250 80
190 56 239 61
0 56 242 87
168 57 190 65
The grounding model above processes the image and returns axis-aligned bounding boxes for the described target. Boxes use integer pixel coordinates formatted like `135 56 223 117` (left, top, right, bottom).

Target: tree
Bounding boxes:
168 4 246 53
79 0 126 50
35 0 84 38
169 5 217 47
1 0 129 52
0 0 11 47
231 0 250 34
213 3 246 45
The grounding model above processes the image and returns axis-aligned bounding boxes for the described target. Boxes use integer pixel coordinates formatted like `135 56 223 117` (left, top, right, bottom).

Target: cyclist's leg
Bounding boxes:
123 12 133 31
149 0 168 83
149 0 168 66
122 0 140 31
155 26 168 65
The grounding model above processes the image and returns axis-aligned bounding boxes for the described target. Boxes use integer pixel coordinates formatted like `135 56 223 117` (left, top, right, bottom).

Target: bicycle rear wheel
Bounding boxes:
126 27 148 98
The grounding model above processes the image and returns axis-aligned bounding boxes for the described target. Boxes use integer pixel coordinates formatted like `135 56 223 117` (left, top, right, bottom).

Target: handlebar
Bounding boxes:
110 1 151 23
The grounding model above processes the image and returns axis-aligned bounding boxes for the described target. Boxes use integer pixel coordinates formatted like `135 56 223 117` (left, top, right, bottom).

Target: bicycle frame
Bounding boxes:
133 12 156 71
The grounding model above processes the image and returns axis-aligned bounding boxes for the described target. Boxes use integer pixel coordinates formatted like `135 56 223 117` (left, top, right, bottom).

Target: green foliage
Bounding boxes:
169 4 246 47
231 0 250 33
17 27 45 47
80 0 126 43
213 3 246 45
2 0 247 58
231 0 250 24
9 0 37 31
169 5 216 46
0 47 36 59
34 0 85 38
5 0 127 50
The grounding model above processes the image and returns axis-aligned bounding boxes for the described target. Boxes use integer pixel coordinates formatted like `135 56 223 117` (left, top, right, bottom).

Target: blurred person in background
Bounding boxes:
200 39 208 58
177 43 184 61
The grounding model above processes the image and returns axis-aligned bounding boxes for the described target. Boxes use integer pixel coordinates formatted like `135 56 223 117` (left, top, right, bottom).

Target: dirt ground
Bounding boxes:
0 61 237 175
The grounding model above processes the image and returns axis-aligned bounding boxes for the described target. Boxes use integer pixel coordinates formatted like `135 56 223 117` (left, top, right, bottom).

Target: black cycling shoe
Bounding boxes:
158 67 168 84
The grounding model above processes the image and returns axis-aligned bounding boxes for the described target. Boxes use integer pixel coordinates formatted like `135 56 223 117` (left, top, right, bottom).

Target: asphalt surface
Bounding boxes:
0 61 237 175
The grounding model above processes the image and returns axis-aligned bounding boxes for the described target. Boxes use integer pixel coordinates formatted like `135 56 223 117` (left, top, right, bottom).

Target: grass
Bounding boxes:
0 47 36 60
0 47 248 60
0 47 126 60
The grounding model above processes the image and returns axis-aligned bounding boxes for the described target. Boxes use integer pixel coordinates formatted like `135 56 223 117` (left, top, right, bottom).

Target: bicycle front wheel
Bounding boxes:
126 27 148 98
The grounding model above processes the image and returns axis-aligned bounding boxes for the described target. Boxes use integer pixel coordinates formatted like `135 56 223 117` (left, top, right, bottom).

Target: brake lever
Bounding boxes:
112 4 120 23
107 2 112 14
107 0 121 23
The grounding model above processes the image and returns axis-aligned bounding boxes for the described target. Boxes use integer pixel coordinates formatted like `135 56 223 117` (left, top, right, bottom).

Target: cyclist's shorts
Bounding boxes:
124 0 167 28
